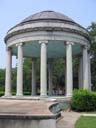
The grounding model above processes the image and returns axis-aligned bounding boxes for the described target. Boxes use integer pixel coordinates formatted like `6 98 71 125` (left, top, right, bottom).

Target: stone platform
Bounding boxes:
0 99 61 118
1 95 71 110
0 99 61 128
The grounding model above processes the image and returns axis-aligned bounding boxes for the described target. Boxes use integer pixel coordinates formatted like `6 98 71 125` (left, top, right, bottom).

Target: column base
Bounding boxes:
66 94 72 97
3 94 12 97
40 94 48 99
31 95 36 96
31 93 36 96
16 94 23 97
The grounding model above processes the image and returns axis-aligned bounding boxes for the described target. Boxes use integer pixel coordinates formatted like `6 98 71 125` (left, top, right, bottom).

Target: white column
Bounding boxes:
16 43 23 96
83 46 89 90
88 53 91 90
48 60 53 96
66 42 73 96
65 63 67 95
32 59 36 96
78 56 83 89
5 47 12 96
40 41 48 97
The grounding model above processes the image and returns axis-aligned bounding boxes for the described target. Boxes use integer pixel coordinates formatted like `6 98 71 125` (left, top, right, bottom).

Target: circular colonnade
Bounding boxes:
4 11 91 97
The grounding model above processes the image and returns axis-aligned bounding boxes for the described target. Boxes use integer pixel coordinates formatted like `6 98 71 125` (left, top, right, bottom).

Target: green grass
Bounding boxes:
75 116 96 128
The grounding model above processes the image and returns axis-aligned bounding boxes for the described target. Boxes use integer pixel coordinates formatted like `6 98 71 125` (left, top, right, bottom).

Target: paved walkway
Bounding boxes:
56 111 81 128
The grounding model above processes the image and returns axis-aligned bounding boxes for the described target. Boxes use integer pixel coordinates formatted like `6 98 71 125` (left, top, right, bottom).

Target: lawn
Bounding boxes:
75 116 96 128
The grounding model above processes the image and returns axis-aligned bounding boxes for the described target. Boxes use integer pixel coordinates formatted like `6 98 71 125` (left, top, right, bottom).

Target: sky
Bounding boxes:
0 0 96 68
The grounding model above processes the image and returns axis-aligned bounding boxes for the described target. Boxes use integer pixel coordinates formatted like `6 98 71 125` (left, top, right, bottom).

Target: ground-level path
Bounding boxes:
56 111 81 128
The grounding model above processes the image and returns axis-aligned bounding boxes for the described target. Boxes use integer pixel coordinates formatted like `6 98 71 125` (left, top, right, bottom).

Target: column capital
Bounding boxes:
65 41 74 45
16 43 23 47
82 45 89 49
39 40 48 44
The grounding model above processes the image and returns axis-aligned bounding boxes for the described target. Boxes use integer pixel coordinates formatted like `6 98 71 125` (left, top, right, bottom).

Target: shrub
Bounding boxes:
23 92 31 95
0 91 31 97
0 91 4 97
71 89 96 112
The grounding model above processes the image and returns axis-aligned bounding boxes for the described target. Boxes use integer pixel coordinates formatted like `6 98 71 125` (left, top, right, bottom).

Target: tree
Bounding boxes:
88 22 96 90
53 58 65 87
23 58 32 93
11 67 17 92
0 69 5 91
23 58 40 93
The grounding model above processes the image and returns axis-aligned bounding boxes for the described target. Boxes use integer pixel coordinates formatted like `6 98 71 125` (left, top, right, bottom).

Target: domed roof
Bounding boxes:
5 10 89 43
20 10 76 24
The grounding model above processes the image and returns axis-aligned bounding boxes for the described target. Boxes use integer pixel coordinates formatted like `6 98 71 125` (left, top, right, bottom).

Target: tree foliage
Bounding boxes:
88 22 96 89
0 69 5 91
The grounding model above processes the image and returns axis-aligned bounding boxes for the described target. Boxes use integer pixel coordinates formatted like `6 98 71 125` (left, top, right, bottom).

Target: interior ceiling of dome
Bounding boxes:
11 41 82 58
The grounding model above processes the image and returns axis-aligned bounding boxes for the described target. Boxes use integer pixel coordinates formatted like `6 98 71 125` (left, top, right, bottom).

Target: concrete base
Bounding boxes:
1 95 71 110
0 99 61 128
0 118 56 128
2 95 71 100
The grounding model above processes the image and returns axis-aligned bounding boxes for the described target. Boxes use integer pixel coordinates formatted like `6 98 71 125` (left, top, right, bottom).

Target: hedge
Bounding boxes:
0 91 4 97
71 89 96 112
0 91 31 97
